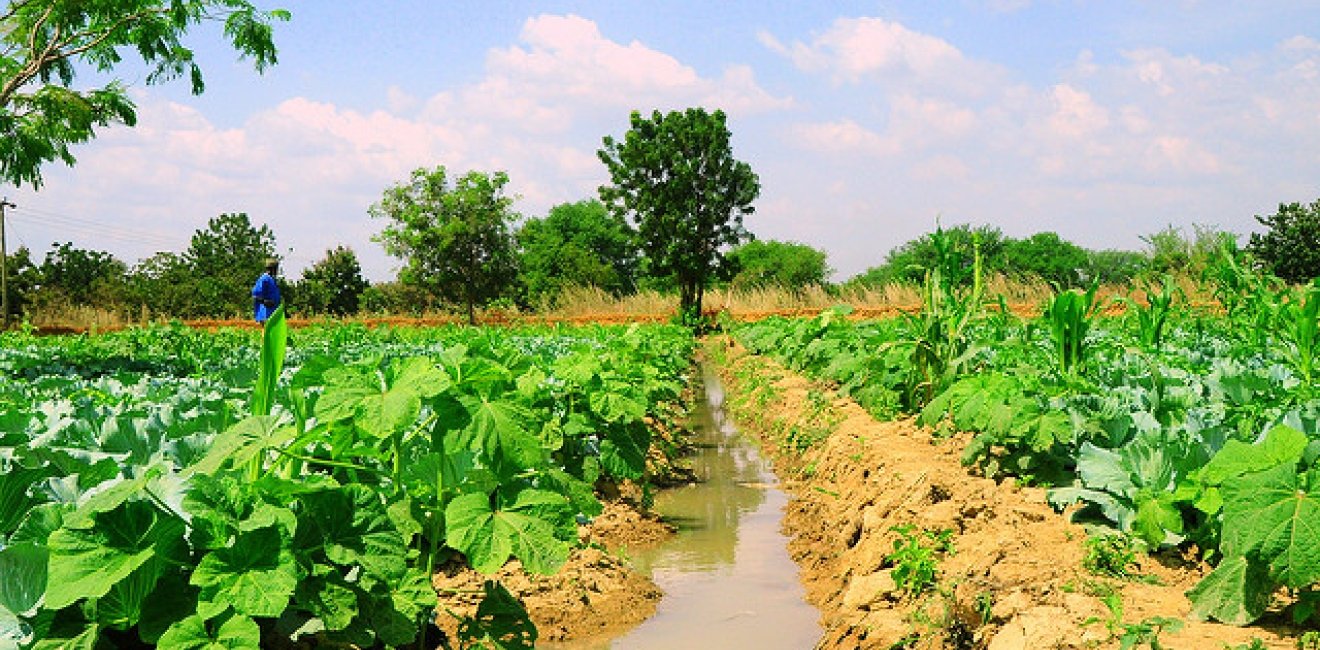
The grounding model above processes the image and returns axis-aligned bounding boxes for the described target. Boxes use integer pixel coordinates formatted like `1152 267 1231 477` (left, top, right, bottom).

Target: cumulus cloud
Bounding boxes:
9 13 791 281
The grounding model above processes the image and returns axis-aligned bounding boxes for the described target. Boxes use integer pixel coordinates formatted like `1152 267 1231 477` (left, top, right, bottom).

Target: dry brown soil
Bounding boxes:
710 337 1305 649
430 500 675 645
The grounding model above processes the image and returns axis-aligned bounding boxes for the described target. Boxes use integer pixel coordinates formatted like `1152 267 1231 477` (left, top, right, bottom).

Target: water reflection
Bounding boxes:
544 365 821 650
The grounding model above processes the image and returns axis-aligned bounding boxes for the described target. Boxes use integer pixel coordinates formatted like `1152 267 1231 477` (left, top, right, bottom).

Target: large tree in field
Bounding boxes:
371 166 520 324
598 107 759 321
516 199 638 306
1 0 288 187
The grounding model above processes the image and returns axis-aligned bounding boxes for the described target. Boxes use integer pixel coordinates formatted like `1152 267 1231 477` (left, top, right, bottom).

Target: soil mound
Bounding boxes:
712 337 1301 649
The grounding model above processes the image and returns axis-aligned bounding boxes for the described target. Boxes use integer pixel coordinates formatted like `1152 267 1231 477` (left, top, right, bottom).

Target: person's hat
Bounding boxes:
264 258 279 270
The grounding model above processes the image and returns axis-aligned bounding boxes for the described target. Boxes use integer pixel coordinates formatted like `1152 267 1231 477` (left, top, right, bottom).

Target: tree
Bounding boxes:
724 239 830 290
297 245 368 316
2 246 39 320
1001 231 1089 287
1083 249 1146 285
516 199 638 306
181 212 277 317
598 107 759 322
1 1 289 187
1248 199 1320 283
371 166 520 324
39 241 126 305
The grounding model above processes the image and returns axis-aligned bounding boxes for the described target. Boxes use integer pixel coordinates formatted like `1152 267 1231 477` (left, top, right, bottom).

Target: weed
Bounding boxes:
1224 639 1267 650
1300 631 1320 650
887 525 954 597
1083 533 1141 580
1084 591 1183 650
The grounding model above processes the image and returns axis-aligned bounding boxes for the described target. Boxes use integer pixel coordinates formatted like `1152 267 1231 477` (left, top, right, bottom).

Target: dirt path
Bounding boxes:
708 337 1303 649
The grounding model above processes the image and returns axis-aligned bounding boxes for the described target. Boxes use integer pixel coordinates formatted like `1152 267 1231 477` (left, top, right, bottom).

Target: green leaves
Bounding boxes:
156 611 261 650
46 500 185 610
192 525 298 618
1187 425 1320 625
252 303 287 417
445 489 573 575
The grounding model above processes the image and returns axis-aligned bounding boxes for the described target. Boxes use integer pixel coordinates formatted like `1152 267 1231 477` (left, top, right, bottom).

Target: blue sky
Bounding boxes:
6 1 1320 282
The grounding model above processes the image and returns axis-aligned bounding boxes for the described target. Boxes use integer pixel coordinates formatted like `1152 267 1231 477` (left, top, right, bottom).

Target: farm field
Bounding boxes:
3 280 1320 649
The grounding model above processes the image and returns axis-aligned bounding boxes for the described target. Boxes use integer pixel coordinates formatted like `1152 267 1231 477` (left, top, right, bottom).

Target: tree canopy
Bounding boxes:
724 239 830 290
371 166 520 324
0 0 289 187
1248 199 1320 284
296 245 369 316
598 107 759 322
516 199 638 306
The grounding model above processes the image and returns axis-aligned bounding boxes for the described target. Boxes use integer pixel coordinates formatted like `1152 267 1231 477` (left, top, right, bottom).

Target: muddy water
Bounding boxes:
548 365 821 649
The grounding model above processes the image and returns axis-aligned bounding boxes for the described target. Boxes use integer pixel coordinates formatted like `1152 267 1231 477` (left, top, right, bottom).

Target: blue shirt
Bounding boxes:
252 272 281 322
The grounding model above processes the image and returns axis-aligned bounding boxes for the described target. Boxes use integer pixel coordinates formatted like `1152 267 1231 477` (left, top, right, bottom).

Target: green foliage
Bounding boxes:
124 212 281 318
372 166 520 324
1043 282 1102 376
0 320 696 647
1083 533 1142 579
598 107 759 320
1248 199 1320 283
295 245 369 316
2 246 40 321
0 0 288 187
37 242 127 306
1122 278 1183 352
1001 231 1089 287
723 239 831 291
852 224 1004 287
886 525 953 597
1086 591 1184 650
516 199 639 306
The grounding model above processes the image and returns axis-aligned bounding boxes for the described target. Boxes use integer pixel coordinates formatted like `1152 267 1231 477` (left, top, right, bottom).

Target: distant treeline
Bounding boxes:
4 197 1319 323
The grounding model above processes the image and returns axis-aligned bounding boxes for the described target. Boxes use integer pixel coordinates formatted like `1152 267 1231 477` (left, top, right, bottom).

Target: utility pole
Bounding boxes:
0 198 12 330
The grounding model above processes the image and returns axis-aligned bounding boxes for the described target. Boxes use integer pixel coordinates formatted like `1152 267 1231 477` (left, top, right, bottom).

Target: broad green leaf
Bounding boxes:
30 621 99 650
589 385 646 424
188 415 295 476
600 425 651 480
252 304 288 417
46 501 185 610
0 467 50 536
8 502 68 546
295 571 359 631
363 567 434 647
1186 555 1274 625
296 486 407 582
1221 464 1320 587
64 466 164 528
192 525 298 618
1132 491 1184 547
458 395 543 469
1074 443 1135 496
1201 425 1309 485
96 561 160 629
445 490 572 575
0 543 47 617
157 612 261 650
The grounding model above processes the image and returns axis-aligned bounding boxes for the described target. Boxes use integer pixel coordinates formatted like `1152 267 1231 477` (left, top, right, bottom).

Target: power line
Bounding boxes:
8 206 182 249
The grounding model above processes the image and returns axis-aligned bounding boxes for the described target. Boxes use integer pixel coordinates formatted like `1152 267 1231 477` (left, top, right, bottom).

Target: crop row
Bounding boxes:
0 312 695 648
730 282 1320 628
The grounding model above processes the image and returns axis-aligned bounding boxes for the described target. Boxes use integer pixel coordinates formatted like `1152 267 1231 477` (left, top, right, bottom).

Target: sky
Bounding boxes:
5 1 1320 283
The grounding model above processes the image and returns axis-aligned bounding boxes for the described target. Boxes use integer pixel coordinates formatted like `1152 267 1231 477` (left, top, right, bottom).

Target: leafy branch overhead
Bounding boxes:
0 0 290 187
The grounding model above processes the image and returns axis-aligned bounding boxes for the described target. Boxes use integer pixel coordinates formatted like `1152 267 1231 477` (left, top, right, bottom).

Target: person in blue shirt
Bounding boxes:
252 258 282 323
